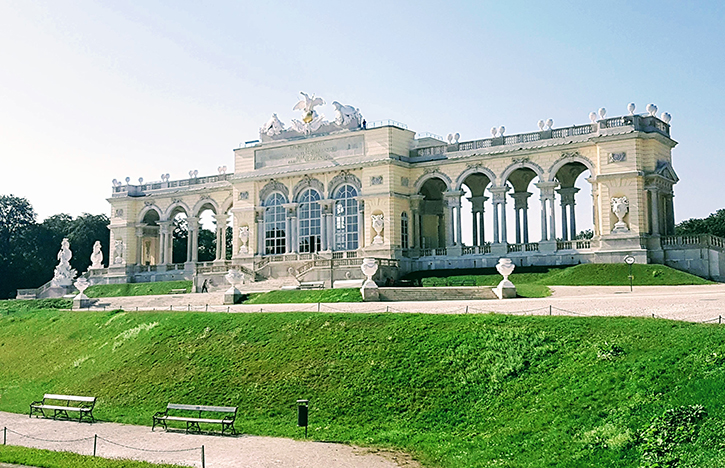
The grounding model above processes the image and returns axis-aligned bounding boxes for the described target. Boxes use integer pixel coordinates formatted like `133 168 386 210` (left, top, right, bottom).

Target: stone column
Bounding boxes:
159 220 173 264
319 200 333 251
358 200 365 249
557 187 579 241
647 187 660 235
410 195 424 249
135 225 145 265
444 190 463 246
256 208 265 255
489 187 509 244
536 182 558 242
510 192 532 244
468 195 488 246
214 214 229 262
187 216 199 263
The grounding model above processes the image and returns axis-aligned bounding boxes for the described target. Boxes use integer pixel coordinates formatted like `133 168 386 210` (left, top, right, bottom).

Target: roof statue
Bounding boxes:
332 101 363 129
258 91 363 141
260 113 285 137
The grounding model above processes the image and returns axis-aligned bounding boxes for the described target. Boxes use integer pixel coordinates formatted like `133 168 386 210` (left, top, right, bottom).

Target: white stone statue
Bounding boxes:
113 239 125 265
90 241 104 269
611 196 630 233
332 101 362 128
238 225 250 254
51 238 77 287
371 214 384 245
291 92 326 135
260 113 285 137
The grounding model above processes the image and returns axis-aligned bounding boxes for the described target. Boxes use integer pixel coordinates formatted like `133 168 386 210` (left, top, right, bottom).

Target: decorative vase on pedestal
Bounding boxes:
223 269 245 304
371 215 384 245
360 258 380 301
494 258 517 299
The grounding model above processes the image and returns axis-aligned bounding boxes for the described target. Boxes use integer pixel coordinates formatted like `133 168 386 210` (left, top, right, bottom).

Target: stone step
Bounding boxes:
377 287 497 302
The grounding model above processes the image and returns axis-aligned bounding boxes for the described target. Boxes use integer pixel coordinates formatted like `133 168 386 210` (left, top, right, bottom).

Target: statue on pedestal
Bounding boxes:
51 238 77 287
90 241 104 269
371 214 384 245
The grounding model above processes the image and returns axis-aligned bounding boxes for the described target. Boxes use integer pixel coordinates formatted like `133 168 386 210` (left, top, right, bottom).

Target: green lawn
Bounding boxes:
2 306 725 467
85 281 193 298
414 263 711 292
243 288 362 304
0 446 182 468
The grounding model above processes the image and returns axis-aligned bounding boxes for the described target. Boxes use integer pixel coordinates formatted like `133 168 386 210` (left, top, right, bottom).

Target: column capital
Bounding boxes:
409 194 425 212
535 181 558 199
489 186 509 203
187 216 199 230
443 190 464 207
468 195 489 212
509 191 532 210
556 187 580 206
282 203 298 217
214 213 229 223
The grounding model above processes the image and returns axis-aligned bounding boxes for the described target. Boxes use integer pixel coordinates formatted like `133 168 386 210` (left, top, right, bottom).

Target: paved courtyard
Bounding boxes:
84 284 725 323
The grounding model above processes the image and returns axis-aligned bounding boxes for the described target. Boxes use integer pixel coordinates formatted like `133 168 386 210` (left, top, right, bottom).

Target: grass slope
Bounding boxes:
416 263 711 289
85 281 192 298
2 307 725 467
243 288 362 304
0 446 182 468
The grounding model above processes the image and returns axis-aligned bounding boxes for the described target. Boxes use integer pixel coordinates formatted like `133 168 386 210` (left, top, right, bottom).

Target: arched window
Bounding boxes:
298 188 321 253
401 212 409 249
334 184 358 251
264 193 286 255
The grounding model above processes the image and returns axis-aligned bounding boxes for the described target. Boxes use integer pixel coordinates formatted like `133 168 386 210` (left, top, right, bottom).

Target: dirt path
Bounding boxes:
85 284 725 323
0 412 418 468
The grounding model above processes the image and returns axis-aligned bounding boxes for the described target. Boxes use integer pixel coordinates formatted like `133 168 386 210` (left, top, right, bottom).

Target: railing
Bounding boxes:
415 114 668 158
367 119 408 130
557 241 573 250
661 234 725 251
112 173 232 195
435 248 447 256
575 240 591 249
420 249 432 257
415 132 445 141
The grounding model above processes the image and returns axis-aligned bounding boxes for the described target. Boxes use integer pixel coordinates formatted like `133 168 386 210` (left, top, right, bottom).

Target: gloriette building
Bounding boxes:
95 94 724 288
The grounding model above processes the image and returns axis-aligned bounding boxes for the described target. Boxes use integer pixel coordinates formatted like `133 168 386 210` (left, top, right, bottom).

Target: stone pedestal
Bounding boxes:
73 295 91 309
491 243 508 256
223 287 243 305
538 240 558 253
361 282 379 302
493 284 517 299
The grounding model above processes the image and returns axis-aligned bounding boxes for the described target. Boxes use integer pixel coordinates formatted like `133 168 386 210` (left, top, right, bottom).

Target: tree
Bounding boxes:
172 217 188 264
0 195 37 299
676 209 725 238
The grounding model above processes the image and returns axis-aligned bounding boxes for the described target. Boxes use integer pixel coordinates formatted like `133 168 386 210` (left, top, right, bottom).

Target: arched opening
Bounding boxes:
264 193 287 255
139 209 160 265
554 162 593 241
460 173 492 246
419 177 448 249
334 184 359 251
503 167 539 244
298 188 322 253
169 208 189 264
196 204 218 262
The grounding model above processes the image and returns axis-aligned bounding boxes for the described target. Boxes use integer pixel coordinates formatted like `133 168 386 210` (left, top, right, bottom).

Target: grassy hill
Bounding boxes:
409 263 712 288
1 305 725 467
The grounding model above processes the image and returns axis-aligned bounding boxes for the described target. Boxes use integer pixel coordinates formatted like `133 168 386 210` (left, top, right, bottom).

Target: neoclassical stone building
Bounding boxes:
95 95 723 287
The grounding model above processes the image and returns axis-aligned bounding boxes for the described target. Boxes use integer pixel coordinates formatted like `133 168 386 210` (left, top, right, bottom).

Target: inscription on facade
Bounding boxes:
239 191 249 200
254 135 364 169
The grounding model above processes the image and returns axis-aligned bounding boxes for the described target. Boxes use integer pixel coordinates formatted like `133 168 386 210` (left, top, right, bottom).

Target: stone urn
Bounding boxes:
611 196 630 233
238 226 249 254
360 258 380 301
494 258 516 299
223 268 244 305
73 277 91 309
371 214 384 245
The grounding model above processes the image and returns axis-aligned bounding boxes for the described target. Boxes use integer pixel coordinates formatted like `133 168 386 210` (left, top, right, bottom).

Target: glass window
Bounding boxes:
334 184 358 251
298 188 321 253
264 193 286 255
401 212 409 249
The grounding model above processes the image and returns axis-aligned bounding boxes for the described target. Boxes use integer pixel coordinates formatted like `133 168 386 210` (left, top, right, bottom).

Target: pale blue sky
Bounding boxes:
1 0 722 228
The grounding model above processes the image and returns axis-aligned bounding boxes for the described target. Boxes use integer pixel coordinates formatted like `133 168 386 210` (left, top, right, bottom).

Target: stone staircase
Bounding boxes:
377 286 497 302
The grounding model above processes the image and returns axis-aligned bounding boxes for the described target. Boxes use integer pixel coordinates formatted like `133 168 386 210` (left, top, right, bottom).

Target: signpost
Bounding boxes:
624 255 636 291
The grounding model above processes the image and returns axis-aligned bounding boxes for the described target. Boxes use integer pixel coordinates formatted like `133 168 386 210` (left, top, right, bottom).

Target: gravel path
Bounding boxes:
0 411 417 468
85 284 725 323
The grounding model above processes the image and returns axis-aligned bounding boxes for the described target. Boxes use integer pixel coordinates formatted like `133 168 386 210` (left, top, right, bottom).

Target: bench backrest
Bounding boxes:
44 394 96 403
167 403 236 413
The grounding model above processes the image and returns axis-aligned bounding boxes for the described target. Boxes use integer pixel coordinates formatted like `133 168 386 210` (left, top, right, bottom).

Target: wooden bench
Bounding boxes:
153 404 237 435
29 394 96 423
168 289 187 294
299 281 324 290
